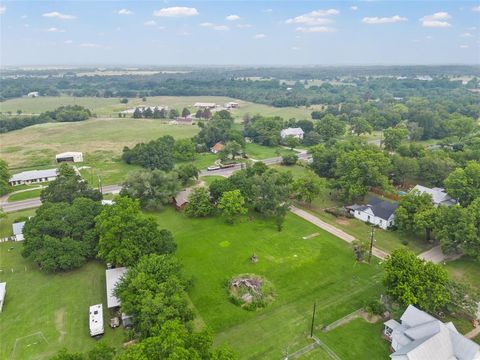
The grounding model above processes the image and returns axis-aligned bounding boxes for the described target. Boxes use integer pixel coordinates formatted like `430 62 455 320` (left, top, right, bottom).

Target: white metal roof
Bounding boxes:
194 102 216 107
281 127 304 136
411 185 456 206
0 282 5 312
12 221 25 236
9 168 57 182
56 151 82 158
105 267 127 308
89 304 104 336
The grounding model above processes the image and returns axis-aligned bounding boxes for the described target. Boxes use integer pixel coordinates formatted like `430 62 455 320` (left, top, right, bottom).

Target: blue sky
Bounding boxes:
1 1 479 66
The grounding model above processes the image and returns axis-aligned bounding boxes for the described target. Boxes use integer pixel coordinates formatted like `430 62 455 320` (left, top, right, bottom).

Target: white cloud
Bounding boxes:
237 24 252 28
426 35 433 39
472 5 480 12
42 11 76 20
254 33 266 39
296 26 336 33
46 27 65 32
460 44 469 48
79 43 100 48
64 40 73 44
200 23 229 31
0 6 6 15
117 9 133 15
420 12 451 27
21 15 27 19
144 20 157 26
200 22 214 27
350 6 358 11
226 14 240 21
264 9 273 13
24 24 30 28
291 46 300 50
362 15 407 24
286 9 339 26
460 32 473 37
153 7 198 17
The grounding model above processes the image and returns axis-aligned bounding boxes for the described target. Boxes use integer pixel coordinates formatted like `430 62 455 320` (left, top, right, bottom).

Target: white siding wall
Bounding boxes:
353 208 394 230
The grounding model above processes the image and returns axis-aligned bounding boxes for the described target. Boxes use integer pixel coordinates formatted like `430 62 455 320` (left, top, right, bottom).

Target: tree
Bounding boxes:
133 108 142 118
115 255 192 338
169 109 180 119
122 136 175 171
177 164 199 185
121 169 181 210
418 155 455 187
291 174 323 204
221 141 243 160
296 119 314 133
395 191 435 240
96 197 176 266
284 136 300 149
383 126 408 152
315 114 345 141
218 190 247 224
445 114 476 139
41 164 102 204
384 248 450 313
433 205 477 256
22 198 102 272
444 161 480 207
208 178 235 202
303 131 322 146
392 155 419 185
350 117 372 136
120 98 128 104
335 148 391 202
143 107 153 118
185 188 214 217
181 107 191 118
0 159 10 196
281 153 298 166
174 139 196 161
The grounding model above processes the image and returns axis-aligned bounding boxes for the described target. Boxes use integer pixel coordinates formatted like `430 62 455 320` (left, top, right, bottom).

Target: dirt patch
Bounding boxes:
55 308 67 342
335 218 350 226
359 310 382 324
228 274 275 310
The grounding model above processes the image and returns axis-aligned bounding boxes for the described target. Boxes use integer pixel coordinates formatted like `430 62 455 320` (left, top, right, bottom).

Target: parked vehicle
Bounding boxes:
89 304 104 337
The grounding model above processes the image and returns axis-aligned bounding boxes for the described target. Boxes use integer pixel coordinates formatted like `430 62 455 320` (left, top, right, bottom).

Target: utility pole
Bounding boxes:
310 302 317 337
98 175 102 194
368 225 375 263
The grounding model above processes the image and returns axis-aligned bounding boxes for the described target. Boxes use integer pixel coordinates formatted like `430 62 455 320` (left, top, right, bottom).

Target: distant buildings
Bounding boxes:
225 102 239 109
27 91 39 98
411 185 457 207
194 102 217 109
56 151 83 163
9 168 58 186
280 127 304 140
347 196 398 230
384 305 479 360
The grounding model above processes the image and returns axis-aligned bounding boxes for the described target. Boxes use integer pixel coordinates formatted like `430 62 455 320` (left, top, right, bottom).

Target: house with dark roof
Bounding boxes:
384 305 480 360
347 196 398 230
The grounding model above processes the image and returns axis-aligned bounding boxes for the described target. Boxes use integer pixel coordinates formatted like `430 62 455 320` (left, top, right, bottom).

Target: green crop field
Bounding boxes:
0 242 125 360
150 207 385 359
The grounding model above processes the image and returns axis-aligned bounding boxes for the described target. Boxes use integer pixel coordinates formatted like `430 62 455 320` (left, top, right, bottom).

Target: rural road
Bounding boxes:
1 154 312 213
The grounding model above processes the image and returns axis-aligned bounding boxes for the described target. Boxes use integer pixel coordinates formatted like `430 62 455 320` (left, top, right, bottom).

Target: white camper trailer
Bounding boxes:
89 304 104 337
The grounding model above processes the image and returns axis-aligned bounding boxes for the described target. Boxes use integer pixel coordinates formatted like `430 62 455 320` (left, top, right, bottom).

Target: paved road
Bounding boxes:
1 184 123 213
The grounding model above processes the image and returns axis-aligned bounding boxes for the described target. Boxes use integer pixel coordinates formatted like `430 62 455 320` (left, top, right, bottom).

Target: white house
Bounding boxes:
27 91 39 97
280 127 304 140
347 197 398 230
194 102 217 109
12 221 25 241
106 267 128 309
56 151 84 163
411 185 457 207
0 282 5 312
9 168 58 186
384 305 480 360
225 102 239 109
89 304 104 337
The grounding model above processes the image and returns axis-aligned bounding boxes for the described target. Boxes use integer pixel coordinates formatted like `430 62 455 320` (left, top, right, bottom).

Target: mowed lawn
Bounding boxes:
0 242 125 360
150 208 384 359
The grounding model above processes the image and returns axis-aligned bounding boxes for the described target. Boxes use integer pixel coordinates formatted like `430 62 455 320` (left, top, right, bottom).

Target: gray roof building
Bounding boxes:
105 267 128 309
9 168 58 184
349 197 398 221
12 221 26 241
384 305 480 360
411 185 456 207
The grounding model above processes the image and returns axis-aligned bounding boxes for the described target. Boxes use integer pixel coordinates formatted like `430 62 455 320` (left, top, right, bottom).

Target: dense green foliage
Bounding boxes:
185 187 214 217
218 190 247 224
96 197 176 266
41 164 102 204
22 198 102 272
0 105 91 132
122 135 175 171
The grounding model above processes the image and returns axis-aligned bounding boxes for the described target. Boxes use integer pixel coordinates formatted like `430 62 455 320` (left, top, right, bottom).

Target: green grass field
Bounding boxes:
244 143 293 160
0 243 125 360
445 257 480 289
7 189 43 202
0 209 37 238
149 208 384 359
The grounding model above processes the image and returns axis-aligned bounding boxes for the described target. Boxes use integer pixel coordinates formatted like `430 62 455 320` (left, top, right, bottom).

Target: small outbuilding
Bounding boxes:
225 102 239 109
27 91 39 98
12 221 25 241
194 102 217 109
89 304 104 337
210 142 225 154
173 188 194 210
56 151 83 163
0 282 6 312
105 267 128 309
9 168 58 186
